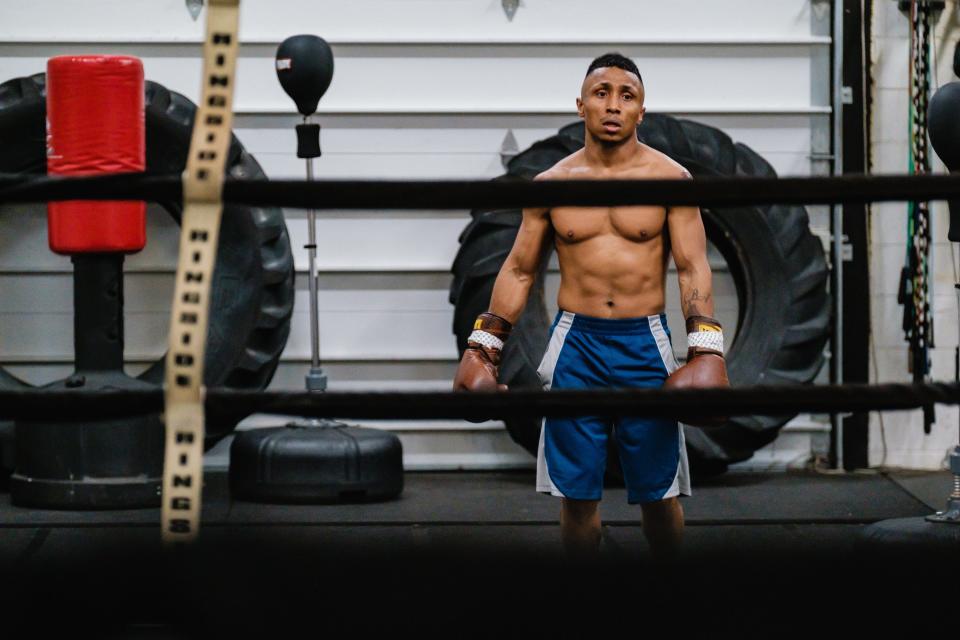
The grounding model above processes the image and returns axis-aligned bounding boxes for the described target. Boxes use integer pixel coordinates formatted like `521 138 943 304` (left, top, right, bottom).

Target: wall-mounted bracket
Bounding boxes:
500 129 519 169
811 0 831 23
186 0 204 21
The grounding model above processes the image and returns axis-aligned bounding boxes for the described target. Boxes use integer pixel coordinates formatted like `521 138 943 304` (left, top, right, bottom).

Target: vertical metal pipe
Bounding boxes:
831 0 845 469
305 117 320 371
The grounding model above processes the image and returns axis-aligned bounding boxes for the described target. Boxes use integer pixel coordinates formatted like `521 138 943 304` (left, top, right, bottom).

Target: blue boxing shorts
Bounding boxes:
535 310 691 504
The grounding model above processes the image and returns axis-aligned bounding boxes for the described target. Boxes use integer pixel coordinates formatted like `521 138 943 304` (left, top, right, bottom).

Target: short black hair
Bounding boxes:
585 53 642 85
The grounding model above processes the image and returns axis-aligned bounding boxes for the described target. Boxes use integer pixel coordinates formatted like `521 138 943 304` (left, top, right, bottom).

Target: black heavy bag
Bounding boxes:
229 424 403 503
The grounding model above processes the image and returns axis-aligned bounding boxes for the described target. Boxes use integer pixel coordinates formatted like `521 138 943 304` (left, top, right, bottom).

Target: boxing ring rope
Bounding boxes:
1 171 960 209
3 168 960 426
1 381 959 423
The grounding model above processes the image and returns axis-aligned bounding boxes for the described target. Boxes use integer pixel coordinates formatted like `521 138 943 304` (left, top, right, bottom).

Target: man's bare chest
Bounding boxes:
550 205 667 244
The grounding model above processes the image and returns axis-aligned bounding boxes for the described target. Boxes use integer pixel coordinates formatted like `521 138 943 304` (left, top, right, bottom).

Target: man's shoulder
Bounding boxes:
534 150 584 181
638 145 691 178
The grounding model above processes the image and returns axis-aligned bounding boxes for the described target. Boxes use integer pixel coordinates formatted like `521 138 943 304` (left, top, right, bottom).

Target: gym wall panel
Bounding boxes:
0 1 823 43
236 115 815 166
255 153 505 180
242 137 812 179
0 263 737 362
0 0 831 469
1 310 460 363
0 207 469 273
235 114 818 182
236 113 818 155
0 204 793 276
4 360 460 390
0 45 825 115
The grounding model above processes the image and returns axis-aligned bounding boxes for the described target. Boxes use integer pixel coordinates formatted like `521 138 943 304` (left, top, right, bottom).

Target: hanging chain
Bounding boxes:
907 0 935 430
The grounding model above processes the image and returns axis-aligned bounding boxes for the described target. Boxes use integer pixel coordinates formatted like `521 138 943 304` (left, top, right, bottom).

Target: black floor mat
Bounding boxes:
0 470 935 527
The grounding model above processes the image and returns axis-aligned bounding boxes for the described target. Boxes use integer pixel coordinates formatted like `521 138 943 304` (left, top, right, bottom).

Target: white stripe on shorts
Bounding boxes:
648 315 691 499
536 311 574 497
648 314 680 374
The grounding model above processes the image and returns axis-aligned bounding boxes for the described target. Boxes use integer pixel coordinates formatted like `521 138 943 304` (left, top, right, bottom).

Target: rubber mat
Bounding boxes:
0 470 935 527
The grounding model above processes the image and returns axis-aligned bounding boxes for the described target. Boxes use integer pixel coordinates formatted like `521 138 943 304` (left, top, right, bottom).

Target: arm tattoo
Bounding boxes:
683 288 711 317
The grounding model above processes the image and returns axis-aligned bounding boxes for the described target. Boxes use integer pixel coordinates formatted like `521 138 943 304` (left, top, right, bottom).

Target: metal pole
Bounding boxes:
305 136 320 372
295 115 328 428
302 114 327 398
831 0 845 470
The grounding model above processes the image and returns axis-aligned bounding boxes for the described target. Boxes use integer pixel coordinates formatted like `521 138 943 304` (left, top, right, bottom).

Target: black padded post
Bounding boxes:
72 253 124 371
296 123 321 159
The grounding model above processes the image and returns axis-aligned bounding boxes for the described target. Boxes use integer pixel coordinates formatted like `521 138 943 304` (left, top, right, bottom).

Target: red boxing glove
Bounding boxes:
664 315 730 428
453 312 512 393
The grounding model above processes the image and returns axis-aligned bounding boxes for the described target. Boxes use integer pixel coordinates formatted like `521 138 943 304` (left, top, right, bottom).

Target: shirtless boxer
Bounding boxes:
454 53 728 558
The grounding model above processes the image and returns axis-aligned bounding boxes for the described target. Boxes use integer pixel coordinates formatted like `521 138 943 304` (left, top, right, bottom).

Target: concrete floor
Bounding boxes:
2 469 957 636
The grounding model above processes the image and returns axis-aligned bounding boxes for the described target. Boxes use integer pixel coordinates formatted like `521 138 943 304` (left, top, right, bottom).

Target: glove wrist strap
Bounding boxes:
467 312 512 348
687 346 724 360
686 315 724 358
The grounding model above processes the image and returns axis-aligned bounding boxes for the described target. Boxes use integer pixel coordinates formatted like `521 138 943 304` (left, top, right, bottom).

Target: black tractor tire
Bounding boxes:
449 115 830 476
0 72 295 446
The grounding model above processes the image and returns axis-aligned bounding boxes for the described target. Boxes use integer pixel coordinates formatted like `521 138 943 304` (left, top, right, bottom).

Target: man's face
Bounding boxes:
577 66 645 143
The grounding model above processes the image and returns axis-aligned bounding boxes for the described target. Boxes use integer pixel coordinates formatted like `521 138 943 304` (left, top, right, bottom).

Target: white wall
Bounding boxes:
0 0 831 469
869 0 960 470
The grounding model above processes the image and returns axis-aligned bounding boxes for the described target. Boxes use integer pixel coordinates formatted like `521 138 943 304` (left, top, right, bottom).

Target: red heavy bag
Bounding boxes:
46 55 145 254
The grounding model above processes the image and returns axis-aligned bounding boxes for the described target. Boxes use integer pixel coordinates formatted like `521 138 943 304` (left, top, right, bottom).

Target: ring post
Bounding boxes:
831 0 845 470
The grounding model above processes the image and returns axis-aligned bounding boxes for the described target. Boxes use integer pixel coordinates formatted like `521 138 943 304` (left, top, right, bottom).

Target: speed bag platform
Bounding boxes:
228 423 404 503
